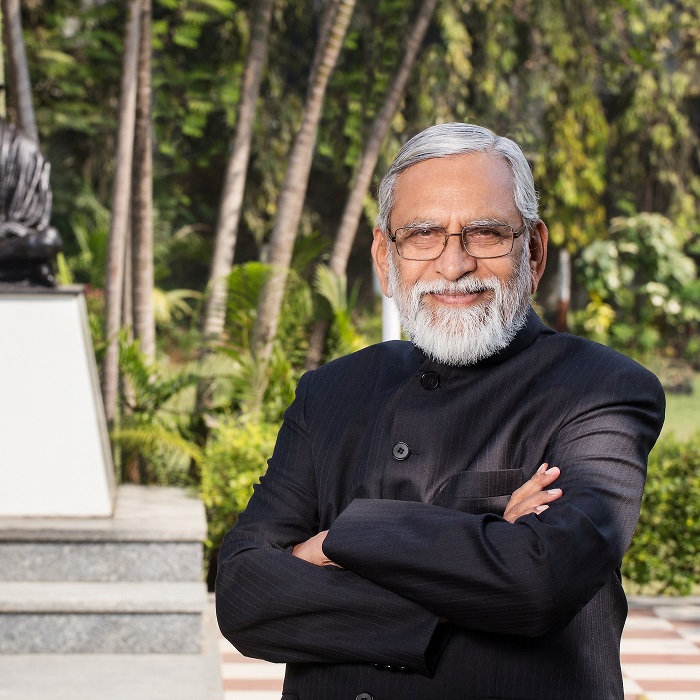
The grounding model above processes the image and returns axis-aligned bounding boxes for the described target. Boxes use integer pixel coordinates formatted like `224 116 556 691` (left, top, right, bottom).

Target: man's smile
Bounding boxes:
427 289 488 305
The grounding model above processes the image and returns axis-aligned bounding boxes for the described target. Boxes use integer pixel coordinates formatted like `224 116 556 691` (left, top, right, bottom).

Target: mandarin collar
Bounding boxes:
411 307 548 372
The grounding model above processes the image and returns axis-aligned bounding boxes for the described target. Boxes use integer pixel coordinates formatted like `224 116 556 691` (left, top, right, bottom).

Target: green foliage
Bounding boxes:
25 0 699 309
200 415 278 549
624 433 700 594
313 264 365 360
606 0 700 230
573 213 699 358
153 287 202 326
225 261 272 349
319 0 422 171
112 335 201 484
59 188 111 287
224 259 314 367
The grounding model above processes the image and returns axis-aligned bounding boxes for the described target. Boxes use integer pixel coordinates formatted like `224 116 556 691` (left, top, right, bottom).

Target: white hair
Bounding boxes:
376 123 539 233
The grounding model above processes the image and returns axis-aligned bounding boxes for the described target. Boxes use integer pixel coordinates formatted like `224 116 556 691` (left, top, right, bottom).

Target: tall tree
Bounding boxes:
201 0 275 345
251 0 356 374
101 0 142 425
131 0 155 360
1 0 36 141
306 0 439 367
531 1 608 332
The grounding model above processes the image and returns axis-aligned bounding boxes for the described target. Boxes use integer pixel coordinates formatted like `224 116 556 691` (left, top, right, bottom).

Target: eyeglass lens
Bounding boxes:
395 225 515 260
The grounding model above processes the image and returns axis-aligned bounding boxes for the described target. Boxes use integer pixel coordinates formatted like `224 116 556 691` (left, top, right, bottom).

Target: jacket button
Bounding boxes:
392 442 410 460
420 371 440 389
356 694 373 700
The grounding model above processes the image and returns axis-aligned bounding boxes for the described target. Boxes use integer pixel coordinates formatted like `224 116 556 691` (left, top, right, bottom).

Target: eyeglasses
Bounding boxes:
388 222 528 261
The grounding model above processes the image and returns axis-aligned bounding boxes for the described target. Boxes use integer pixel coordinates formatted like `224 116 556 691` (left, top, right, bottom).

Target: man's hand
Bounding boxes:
292 530 339 567
504 463 562 523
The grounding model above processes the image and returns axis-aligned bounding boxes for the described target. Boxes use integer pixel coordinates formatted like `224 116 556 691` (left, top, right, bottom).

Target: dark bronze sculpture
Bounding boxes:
0 121 62 286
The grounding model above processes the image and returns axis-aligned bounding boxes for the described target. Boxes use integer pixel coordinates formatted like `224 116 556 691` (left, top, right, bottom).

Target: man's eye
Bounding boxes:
467 227 505 241
405 228 441 239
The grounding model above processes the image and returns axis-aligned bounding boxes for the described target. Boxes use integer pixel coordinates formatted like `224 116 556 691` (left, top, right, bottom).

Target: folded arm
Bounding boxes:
216 372 443 673
293 464 563 567
323 377 664 636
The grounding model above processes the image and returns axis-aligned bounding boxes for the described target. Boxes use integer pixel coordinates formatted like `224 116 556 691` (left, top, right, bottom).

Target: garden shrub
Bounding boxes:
623 432 700 594
200 416 279 552
573 213 699 361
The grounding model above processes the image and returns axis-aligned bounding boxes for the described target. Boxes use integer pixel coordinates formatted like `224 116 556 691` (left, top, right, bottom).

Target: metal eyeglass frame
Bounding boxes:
388 222 528 261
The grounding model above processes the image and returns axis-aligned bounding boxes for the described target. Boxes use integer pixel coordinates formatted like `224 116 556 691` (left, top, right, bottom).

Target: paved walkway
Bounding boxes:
217 598 700 700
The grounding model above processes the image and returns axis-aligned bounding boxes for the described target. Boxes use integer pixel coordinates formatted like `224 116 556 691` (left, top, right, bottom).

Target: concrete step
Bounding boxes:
0 485 206 582
0 581 207 653
0 540 202 582
0 598 223 699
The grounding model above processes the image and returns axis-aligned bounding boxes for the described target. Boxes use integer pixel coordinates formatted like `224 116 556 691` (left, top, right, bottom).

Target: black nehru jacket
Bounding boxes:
216 308 665 700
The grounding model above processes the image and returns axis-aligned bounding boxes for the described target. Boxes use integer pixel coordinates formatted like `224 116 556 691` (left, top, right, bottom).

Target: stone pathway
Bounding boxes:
218 640 284 700
622 598 700 699
218 598 700 700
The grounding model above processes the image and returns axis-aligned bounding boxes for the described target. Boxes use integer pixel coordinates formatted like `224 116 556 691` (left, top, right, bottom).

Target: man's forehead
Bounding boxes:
390 152 518 226
394 151 513 185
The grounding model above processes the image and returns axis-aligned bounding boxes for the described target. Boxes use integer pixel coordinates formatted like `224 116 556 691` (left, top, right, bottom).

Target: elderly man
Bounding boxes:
216 123 665 700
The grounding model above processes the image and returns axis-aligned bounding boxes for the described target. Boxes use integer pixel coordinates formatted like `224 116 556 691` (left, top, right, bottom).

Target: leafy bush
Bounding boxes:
111 336 201 485
623 433 700 594
200 416 279 552
573 213 699 360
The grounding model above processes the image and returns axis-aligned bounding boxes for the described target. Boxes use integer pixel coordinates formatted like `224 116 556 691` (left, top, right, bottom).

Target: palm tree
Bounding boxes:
190 0 276 466
251 0 356 376
201 0 276 347
306 0 438 368
131 0 155 360
102 0 142 425
1 0 37 142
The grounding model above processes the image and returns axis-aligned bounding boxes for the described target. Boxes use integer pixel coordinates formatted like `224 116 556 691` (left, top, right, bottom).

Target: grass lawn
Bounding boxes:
661 372 700 440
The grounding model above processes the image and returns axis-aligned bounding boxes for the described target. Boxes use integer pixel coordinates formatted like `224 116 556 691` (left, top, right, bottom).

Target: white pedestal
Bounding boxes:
0 287 115 517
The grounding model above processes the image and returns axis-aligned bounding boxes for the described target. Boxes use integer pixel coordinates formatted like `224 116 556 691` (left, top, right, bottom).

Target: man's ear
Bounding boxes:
371 227 392 298
528 220 548 294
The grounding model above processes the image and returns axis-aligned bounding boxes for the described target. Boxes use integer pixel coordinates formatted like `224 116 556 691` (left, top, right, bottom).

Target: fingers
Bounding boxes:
291 530 333 566
503 463 563 524
504 488 562 523
509 463 559 498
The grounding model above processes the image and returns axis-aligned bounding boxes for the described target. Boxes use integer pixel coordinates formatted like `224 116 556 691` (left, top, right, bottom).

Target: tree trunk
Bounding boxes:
2 0 37 142
251 0 356 373
101 0 142 425
308 0 339 88
305 0 437 368
201 0 275 345
122 222 133 335
188 0 276 480
131 0 155 360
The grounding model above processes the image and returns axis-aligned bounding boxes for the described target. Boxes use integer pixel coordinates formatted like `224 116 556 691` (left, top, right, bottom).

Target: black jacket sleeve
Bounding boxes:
216 371 443 674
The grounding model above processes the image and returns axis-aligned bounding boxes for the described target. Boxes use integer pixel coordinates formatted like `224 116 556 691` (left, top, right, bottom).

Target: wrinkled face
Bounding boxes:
372 152 548 365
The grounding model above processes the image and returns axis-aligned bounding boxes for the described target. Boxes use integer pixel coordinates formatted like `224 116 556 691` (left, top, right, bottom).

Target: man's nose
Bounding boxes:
432 233 477 280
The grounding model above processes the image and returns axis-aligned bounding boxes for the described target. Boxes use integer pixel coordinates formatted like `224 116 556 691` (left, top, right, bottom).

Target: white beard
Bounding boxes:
387 248 532 366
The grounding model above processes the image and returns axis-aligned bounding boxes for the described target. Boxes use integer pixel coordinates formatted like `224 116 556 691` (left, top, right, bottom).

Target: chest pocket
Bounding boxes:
431 468 525 516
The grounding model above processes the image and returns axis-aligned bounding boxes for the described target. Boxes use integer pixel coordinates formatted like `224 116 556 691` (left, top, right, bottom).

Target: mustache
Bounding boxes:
409 277 500 297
